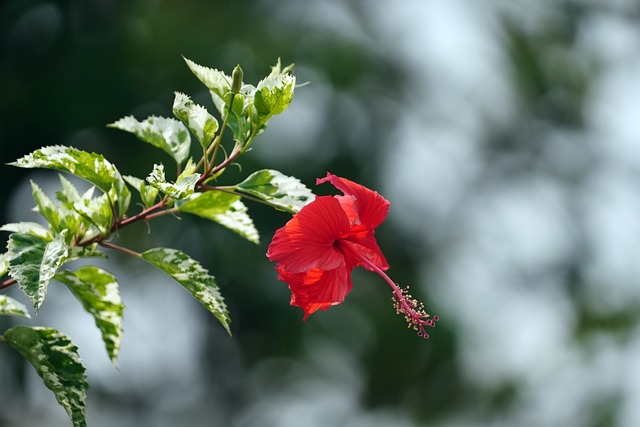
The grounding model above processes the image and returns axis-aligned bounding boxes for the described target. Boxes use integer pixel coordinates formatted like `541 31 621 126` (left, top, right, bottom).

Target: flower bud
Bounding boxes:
231 65 243 93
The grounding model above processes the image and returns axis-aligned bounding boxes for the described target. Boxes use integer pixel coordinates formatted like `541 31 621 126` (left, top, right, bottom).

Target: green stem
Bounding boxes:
196 133 221 172
241 118 267 154
207 136 222 174
197 92 236 180
201 145 209 174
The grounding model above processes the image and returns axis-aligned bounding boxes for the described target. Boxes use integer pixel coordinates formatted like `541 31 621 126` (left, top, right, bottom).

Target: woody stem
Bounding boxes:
0 277 16 291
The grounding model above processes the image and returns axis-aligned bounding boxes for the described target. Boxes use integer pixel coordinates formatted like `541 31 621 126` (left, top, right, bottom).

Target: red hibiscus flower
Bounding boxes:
267 172 437 338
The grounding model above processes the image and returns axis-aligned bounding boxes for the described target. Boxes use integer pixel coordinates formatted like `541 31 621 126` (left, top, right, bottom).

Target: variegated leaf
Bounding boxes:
141 247 230 334
4 326 88 427
55 267 124 364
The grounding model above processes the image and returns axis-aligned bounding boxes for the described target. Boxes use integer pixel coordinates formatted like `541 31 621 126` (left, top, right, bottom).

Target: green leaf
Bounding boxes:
109 115 191 164
236 169 314 213
141 247 230 334
172 92 219 147
0 222 51 240
177 191 259 243
55 172 81 202
183 56 232 101
7 233 68 310
11 145 130 217
67 244 107 262
55 267 124 364
56 175 113 236
30 181 65 233
213 91 251 141
0 252 8 277
4 326 88 427
176 188 238 216
123 175 159 208
255 59 296 120
29 178 112 244
0 295 31 318
146 162 199 200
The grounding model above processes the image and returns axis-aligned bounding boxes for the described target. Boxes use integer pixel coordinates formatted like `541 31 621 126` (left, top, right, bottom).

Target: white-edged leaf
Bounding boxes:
109 115 191 164
10 145 130 216
207 199 259 244
141 247 230 334
56 173 81 202
67 244 107 262
0 222 51 240
236 169 314 213
183 57 251 139
123 175 159 208
55 267 124 364
30 181 64 233
177 191 259 243
146 163 199 200
0 295 31 318
183 57 232 100
56 176 113 236
7 233 68 310
172 92 219 147
4 326 88 427
255 59 296 119
0 252 8 277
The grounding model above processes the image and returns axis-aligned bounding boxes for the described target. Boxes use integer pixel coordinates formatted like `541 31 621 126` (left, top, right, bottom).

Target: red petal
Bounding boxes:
334 195 360 226
267 196 351 273
339 237 389 271
276 263 353 320
316 173 390 229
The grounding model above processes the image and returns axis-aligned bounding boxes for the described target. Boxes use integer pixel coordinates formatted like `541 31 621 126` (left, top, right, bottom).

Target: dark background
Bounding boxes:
2 1 640 426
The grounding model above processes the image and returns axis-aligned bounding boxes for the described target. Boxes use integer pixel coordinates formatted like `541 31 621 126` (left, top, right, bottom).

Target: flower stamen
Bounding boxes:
391 285 438 339
348 248 438 339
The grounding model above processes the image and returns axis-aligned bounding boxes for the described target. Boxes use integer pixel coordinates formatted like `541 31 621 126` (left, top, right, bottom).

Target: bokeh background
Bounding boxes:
2 0 640 426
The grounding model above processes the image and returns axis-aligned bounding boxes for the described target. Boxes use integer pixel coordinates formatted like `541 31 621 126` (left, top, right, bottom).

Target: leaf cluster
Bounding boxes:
0 58 312 426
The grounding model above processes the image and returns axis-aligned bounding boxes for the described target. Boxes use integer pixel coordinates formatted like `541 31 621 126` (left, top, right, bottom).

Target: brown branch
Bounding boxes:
0 277 16 291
